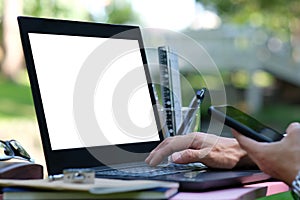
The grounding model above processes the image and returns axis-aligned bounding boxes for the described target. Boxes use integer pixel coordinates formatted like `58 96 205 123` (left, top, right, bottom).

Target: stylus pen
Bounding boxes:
176 88 206 135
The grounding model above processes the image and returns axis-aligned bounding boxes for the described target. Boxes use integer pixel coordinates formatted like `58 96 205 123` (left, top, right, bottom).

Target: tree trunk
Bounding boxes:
1 0 23 81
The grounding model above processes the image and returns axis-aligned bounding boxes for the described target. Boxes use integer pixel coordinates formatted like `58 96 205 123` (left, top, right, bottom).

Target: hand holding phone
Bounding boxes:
208 105 284 142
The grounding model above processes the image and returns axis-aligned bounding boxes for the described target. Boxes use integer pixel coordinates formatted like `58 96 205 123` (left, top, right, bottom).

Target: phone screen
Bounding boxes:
209 105 284 142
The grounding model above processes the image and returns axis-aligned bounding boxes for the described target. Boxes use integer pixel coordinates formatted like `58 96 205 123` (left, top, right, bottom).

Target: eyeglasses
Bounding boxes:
0 140 34 163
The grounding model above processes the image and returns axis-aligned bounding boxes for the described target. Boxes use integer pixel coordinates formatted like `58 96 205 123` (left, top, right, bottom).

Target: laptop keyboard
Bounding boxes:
95 163 206 177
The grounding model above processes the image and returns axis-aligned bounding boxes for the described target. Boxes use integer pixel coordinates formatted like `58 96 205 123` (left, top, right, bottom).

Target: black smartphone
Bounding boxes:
208 105 284 142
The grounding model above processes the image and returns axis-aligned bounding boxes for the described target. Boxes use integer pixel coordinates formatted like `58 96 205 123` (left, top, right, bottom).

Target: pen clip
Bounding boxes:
196 88 206 102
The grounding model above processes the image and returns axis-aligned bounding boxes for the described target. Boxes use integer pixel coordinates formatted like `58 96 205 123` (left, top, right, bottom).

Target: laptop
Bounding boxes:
18 16 270 191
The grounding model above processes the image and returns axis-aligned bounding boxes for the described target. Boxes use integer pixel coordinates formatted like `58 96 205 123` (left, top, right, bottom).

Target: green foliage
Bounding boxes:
22 0 140 24
200 0 300 40
0 0 3 16
105 0 140 24
256 103 300 132
23 0 91 21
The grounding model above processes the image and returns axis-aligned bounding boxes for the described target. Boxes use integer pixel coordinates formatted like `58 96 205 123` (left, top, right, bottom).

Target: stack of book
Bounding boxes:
0 178 179 200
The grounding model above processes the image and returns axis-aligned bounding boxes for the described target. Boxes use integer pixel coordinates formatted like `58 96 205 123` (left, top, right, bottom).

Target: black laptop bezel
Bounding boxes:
18 16 163 175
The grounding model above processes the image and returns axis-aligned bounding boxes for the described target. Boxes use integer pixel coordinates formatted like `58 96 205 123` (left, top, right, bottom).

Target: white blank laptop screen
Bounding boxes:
28 33 159 150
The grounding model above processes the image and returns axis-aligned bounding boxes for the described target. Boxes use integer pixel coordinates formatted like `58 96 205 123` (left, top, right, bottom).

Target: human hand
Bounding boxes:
232 122 300 186
145 132 253 169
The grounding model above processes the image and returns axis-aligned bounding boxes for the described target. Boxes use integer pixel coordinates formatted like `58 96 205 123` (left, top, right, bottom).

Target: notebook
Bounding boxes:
18 16 270 191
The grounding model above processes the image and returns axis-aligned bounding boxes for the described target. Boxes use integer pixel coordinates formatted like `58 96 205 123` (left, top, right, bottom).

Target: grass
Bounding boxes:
0 74 35 119
0 74 46 174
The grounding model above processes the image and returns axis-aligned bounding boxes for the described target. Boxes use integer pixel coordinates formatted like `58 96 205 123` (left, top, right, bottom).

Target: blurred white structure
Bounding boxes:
142 25 300 113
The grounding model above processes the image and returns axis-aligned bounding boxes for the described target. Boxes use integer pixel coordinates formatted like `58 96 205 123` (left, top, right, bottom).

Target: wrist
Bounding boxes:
292 171 300 200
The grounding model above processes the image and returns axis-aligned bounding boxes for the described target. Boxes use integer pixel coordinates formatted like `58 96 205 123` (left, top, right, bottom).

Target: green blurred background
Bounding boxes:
0 0 299 174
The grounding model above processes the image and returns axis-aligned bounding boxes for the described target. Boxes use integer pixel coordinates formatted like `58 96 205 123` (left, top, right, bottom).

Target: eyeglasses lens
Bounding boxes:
0 141 13 160
9 140 31 160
